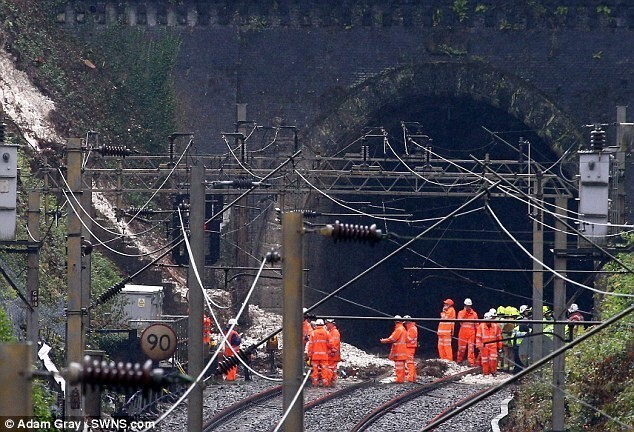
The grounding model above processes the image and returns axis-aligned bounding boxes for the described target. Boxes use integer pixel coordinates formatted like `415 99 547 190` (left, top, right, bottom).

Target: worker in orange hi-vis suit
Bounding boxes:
308 319 332 386
325 319 341 386
476 311 503 375
223 318 242 381
437 299 456 361
203 315 212 346
303 308 313 349
380 316 408 383
456 298 479 366
403 315 418 382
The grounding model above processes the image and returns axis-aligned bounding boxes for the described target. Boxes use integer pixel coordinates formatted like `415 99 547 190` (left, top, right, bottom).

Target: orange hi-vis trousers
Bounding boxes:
327 360 339 384
311 359 331 386
457 328 477 366
480 344 499 375
406 348 417 382
437 335 453 361
393 360 406 383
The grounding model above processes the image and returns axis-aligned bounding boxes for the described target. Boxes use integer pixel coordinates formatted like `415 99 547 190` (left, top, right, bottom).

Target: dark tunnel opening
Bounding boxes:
306 96 593 357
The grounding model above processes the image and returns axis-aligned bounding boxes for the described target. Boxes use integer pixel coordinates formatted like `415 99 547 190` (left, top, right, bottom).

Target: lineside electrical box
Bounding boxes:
0 143 18 240
121 284 164 324
578 151 610 244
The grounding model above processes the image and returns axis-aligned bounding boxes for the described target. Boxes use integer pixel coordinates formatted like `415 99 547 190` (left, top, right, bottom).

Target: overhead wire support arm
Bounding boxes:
89 150 301 309
470 155 634 276
250 181 501 351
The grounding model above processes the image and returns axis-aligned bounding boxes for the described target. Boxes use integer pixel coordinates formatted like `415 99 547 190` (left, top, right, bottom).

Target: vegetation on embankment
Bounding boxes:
503 236 634 431
0 0 179 153
0 1 181 421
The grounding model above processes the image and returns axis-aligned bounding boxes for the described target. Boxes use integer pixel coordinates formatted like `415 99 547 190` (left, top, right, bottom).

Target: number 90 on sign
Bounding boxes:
140 324 177 361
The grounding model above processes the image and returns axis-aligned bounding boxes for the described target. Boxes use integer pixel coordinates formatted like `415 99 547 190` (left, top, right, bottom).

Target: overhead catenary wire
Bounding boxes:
125 137 193 226
412 139 634 229
486 203 634 298
61 186 181 258
403 266 627 274
528 213 634 238
470 155 634 277
406 139 633 271
179 192 283 378
178 207 228 310
61 137 194 239
252 183 499 350
144 255 280 431
271 371 311 432
384 136 482 188
295 169 486 225
174 170 279 384
92 150 301 309
390 238 537 304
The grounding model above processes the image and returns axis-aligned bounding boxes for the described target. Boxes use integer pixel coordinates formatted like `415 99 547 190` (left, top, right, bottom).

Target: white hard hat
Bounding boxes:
315 319 324 325
228 318 238 325
326 318 335 323
464 298 473 306
303 307 308 314
484 311 494 319
568 304 579 313
393 315 402 321
519 305 529 314
488 308 497 316
403 315 412 320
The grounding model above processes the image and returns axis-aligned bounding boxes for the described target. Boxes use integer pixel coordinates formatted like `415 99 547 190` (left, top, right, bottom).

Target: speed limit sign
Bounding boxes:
140 323 177 361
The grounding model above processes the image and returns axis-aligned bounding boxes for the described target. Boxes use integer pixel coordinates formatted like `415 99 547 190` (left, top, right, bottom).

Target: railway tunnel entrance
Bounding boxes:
301 63 590 356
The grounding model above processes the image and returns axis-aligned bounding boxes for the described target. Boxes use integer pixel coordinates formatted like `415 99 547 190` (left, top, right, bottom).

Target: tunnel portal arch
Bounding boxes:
306 61 585 158
299 62 587 353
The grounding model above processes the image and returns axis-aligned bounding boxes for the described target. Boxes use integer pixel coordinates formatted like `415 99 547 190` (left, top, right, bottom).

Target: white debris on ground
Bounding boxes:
243 304 391 369
460 370 513 385
0 50 64 150
0 46 192 295
438 358 513 384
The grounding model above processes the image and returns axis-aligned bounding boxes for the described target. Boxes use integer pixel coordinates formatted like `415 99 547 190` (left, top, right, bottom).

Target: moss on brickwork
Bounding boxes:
310 62 583 157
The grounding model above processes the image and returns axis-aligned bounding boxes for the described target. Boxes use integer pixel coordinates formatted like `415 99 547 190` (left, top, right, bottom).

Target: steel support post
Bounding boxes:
187 165 205 432
27 191 40 362
233 103 251 326
0 343 32 417
532 172 544 362
65 138 84 420
552 197 568 431
282 212 304 432
84 349 105 418
81 175 92 350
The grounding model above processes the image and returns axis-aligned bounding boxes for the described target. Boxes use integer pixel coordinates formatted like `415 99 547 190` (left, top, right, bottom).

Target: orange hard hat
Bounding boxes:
443 299 454 306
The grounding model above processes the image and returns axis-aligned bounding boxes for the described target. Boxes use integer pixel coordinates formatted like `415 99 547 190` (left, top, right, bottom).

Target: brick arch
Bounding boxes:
307 62 584 157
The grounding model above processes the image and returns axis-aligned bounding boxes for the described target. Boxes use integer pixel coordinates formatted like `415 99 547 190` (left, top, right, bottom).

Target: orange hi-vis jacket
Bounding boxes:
203 316 212 344
476 323 503 351
327 325 341 362
457 308 479 332
405 322 418 353
438 306 456 337
308 326 331 361
224 329 241 357
384 322 408 361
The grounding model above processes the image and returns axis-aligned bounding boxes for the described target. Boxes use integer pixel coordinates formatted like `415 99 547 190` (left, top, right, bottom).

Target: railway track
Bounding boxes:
349 368 478 432
201 367 505 432
203 375 386 432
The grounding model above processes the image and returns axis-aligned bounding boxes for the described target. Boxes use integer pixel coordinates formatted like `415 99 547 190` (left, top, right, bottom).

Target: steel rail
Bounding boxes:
350 367 480 432
202 385 282 431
